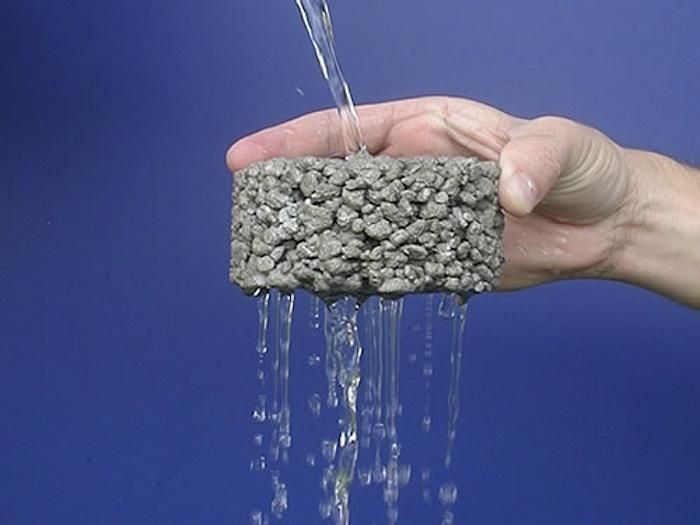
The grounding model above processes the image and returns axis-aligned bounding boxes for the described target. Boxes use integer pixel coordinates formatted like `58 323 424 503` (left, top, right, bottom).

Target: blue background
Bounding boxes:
2 0 700 523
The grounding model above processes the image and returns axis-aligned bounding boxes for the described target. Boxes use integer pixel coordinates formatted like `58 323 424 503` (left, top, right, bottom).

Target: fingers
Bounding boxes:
498 116 579 217
226 99 418 172
225 96 520 172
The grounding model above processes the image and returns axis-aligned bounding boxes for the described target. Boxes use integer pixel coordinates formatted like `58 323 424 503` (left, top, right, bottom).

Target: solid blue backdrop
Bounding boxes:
2 1 699 524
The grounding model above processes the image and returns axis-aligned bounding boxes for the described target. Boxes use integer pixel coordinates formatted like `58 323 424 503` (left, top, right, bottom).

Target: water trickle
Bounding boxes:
250 290 297 521
422 294 435 434
438 293 458 320
293 0 364 155
278 292 295 453
322 296 364 525
247 287 474 523
257 293 271 356
309 295 322 329
376 298 405 524
445 300 469 469
271 472 289 518
383 299 404 444
250 292 272 523
324 311 339 409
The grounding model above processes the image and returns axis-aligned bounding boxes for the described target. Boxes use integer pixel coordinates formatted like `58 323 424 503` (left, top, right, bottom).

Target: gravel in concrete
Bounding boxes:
230 154 504 300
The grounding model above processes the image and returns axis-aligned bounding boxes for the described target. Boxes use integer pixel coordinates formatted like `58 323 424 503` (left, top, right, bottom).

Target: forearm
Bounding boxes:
611 149 700 307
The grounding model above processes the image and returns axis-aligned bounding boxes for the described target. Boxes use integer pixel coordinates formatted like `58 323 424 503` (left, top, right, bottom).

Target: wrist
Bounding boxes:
608 148 700 307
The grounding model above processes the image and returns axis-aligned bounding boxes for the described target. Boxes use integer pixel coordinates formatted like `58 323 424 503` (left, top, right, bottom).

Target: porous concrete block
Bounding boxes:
229 154 504 300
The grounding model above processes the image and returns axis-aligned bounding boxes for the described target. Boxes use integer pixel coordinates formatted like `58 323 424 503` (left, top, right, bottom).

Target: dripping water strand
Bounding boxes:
368 298 386 486
293 0 364 155
381 298 404 525
250 292 271 523
269 291 295 519
422 294 434 434
421 294 435 504
278 292 295 455
357 298 378 485
445 299 468 469
438 293 458 319
309 295 322 329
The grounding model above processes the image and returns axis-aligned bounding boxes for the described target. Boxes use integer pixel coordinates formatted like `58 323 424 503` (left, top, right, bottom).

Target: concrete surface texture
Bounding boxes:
230 154 504 300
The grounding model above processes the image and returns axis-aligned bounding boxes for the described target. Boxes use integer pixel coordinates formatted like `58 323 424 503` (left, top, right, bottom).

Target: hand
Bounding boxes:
227 96 636 291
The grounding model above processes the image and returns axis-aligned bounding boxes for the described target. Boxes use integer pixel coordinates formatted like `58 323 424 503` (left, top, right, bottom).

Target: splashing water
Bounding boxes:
322 296 364 525
293 0 365 155
248 289 472 523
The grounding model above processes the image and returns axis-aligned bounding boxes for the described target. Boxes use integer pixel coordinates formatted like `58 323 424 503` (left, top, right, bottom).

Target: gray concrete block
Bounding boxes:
230 154 505 300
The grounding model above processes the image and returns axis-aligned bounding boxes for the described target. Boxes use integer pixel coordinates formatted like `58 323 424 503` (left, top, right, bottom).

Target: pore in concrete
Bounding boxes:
230 154 504 301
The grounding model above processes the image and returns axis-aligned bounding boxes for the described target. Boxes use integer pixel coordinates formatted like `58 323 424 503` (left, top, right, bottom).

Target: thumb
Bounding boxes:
498 117 576 217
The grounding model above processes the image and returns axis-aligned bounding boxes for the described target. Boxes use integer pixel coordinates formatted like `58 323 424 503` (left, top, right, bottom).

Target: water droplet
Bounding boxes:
308 393 322 418
421 414 432 433
318 498 333 519
321 438 338 463
249 509 264 525
439 481 458 507
252 395 267 423
372 464 387 484
421 467 431 483
321 465 336 493
307 353 321 367
250 456 267 472
270 480 288 518
305 453 316 467
278 432 292 450
358 466 372 486
398 464 412 486
373 422 386 441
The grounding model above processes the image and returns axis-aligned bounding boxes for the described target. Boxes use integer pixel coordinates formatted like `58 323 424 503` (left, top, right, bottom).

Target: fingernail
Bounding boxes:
509 172 538 215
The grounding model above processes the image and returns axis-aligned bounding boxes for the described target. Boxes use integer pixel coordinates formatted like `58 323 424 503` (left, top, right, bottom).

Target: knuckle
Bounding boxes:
533 115 576 133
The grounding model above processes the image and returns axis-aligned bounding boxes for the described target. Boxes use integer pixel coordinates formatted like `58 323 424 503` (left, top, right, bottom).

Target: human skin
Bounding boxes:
226 97 700 308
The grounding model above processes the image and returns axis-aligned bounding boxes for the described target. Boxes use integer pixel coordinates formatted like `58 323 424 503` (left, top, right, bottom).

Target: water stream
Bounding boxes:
293 0 365 155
